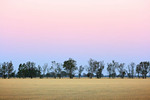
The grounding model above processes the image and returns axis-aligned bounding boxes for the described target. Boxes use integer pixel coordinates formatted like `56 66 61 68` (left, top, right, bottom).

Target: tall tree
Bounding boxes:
37 65 42 78
87 58 99 79
136 64 141 78
26 61 36 79
17 63 27 78
138 62 150 79
17 62 38 78
31 62 37 78
7 61 14 79
63 58 77 79
127 62 135 78
78 65 84 78
50 61 57 78
56 63 63 79
51 61 63 78
107 60 117 78
1 62 7 78
117 63 126 78
26 62 31 78
96 61 105 78
18 64 23 78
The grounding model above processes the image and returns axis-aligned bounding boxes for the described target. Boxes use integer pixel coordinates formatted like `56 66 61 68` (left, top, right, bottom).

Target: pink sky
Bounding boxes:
0 0 150 70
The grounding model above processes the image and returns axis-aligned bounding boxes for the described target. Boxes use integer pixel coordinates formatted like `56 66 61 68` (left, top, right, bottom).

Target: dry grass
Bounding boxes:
0 78 150 100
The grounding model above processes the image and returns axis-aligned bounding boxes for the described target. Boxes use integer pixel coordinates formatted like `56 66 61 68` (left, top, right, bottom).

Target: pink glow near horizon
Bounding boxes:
0 0 150 68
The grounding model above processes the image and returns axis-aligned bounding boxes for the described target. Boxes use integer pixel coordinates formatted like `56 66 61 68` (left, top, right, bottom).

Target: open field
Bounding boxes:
0 78 150 100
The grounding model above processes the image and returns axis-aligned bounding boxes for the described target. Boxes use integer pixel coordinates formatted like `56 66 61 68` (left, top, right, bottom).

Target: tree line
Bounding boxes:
0 58 150 79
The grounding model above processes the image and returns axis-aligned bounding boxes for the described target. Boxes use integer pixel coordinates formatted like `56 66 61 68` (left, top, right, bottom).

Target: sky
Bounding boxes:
0 0 150 73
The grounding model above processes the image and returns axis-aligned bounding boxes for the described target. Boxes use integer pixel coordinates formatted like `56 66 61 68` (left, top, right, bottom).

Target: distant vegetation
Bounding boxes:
0 58 150 79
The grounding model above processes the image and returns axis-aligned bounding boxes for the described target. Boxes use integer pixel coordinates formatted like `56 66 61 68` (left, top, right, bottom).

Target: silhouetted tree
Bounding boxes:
78 65 84 78
17 62 38 78
1 59 150 79
7 61 14 79
107 60 117 78
26 61 37 79
86 67 92 78
63 58 77 79
0 62 14 79
136 64 141 78
117 63 126 78
1 62 7 78
17 63 26 78
87 58 99 79
138 62 150 79
96 61 105 78
50 61 57 78
56 63 62 78
26 62 31 78
51 61 63 78
37 65 42 78
127 62 135 78
127 65 131 78
17 64 22 78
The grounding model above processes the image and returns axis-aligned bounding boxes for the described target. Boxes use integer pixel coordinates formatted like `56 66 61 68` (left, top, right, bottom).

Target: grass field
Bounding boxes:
0 78 150 100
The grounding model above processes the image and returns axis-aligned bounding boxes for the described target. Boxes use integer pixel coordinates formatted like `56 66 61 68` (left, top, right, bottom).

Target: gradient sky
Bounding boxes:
0 0 150 73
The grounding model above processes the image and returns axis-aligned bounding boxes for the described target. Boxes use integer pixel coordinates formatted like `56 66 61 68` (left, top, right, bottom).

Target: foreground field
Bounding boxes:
0 78 150 100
